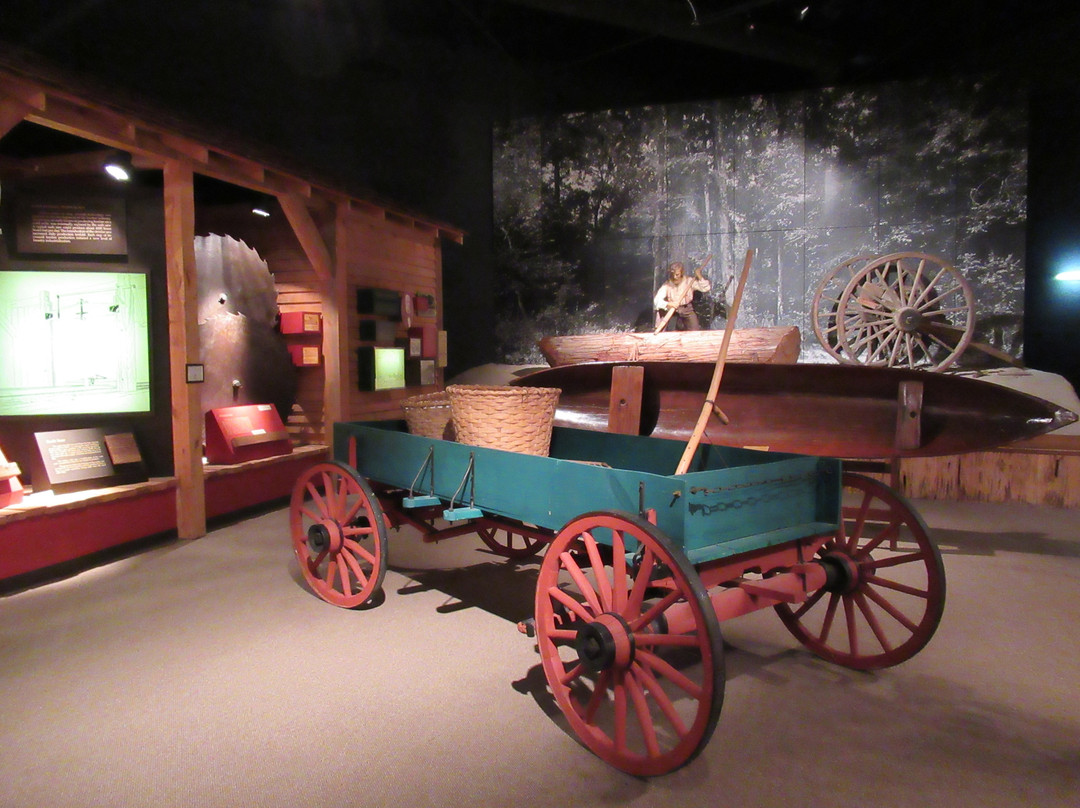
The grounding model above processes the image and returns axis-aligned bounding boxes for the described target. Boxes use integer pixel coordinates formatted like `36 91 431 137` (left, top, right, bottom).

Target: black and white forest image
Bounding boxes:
491 75 1027 367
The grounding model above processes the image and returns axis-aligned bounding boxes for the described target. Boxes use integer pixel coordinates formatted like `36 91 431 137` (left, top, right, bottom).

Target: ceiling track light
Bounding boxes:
251 193 275 217
103 152 133 182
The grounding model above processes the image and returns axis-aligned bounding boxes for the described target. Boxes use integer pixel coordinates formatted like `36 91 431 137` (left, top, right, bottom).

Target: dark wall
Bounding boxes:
1025 90 1080 390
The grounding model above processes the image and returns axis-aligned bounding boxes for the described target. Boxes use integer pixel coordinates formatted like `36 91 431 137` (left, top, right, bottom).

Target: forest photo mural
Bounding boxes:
491 75 1027 367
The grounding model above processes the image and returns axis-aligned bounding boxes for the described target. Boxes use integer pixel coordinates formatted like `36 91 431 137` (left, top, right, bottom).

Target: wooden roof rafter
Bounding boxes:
0 66 465 243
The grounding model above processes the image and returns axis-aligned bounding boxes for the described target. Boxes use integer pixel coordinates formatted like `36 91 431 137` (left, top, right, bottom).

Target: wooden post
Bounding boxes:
163 159 206 539
608 365 645 435
323 201 351 427
675 249 753 475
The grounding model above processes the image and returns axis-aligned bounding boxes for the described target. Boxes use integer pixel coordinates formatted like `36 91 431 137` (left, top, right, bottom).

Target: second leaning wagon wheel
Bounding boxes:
534 511 724 776
774 472 946 670
290 460 388 608
833 252 975 370
811 254 875 363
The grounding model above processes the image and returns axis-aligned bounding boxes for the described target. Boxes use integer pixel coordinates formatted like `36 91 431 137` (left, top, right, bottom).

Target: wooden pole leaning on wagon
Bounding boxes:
653 253 714 334
675 249 753 475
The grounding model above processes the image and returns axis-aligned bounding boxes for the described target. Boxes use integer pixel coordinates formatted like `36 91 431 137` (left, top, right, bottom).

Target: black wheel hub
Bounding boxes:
896 306 924 332
575 613 634 673
307 523 332 554
819 553 859 594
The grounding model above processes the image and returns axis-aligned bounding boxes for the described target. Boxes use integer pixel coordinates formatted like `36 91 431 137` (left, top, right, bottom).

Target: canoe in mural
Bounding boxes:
511 361 1078 459
538 326 801 367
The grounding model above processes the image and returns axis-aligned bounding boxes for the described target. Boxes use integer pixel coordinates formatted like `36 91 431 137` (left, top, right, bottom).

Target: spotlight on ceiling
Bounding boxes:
251 194 275 217
103 152 133 182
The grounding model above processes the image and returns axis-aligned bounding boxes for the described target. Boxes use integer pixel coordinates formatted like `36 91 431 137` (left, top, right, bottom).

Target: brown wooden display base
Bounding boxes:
899 435 1080 509
0 445 328 584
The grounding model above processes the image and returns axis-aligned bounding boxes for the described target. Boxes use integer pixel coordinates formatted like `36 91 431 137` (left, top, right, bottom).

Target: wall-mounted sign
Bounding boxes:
15 196 128 256
34 427 147 494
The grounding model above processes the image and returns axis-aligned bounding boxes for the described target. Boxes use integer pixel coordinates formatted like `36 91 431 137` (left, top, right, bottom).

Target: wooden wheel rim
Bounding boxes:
477 525 546 559
811 254 875 363
834 252 975 370
290 461 388 608
534 511 724 776
774 472 946 670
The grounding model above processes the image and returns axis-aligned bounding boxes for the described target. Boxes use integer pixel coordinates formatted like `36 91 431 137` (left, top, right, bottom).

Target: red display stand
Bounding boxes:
279 311 321 334
0 446 23 509
407 324 438 359
204 404 292 465
287 343 321 367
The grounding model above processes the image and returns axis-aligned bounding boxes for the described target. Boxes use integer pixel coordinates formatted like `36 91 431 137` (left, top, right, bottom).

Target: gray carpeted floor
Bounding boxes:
1 498 1078 807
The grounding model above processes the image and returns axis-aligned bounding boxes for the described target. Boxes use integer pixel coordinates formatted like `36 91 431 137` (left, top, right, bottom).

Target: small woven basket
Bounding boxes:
446 385 561 456
402 391 455 441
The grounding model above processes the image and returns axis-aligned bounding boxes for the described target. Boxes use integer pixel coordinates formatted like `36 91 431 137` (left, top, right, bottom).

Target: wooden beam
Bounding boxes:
278 193 333 282
323 201 351 426
163 159 206 540
10 148 114 178
0 94 32 140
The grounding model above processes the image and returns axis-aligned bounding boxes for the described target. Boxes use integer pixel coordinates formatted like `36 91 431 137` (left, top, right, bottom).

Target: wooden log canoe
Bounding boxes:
511 361 1078 459
538 326 800 367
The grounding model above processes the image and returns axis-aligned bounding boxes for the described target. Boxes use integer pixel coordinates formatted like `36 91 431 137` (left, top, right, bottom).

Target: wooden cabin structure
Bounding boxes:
0 57 463 584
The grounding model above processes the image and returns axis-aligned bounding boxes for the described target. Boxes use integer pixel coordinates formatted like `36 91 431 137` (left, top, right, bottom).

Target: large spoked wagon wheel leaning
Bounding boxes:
290 461 388 608
534 511 724 777
832 252 975 370
774 472 946 670
811 254 875 363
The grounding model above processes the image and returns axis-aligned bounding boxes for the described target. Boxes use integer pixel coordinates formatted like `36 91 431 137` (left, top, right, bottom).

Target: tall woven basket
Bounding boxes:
446 385 561 456
402 391 455 441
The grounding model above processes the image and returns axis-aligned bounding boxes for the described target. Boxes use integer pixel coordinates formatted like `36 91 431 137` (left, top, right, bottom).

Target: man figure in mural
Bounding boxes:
653 261 712 331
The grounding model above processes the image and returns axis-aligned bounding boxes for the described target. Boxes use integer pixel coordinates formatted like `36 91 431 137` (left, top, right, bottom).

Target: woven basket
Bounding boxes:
446 385 561 456
402 391 455 441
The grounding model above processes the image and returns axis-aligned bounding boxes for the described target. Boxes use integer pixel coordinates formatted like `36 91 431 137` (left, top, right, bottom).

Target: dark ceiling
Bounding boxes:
2 1 1079 205
3 1 1079 112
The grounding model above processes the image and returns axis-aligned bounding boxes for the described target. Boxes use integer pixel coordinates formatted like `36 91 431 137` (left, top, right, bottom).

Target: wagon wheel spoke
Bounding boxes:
534 511 723 776
289 461 388 609
834 252 975 369
774 473 946 670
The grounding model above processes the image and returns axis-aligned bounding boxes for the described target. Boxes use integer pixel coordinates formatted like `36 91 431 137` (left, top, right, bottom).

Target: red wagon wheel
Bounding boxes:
534 511 724 777
774 472 946 670
477 525 546 559
290 461 388 608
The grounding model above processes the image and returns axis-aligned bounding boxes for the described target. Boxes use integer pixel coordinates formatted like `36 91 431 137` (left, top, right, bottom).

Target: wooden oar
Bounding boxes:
675 249 753 475
653 253 714 334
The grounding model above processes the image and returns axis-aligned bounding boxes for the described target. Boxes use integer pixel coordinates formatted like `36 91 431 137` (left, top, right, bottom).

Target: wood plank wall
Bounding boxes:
198 203 447 447
268 228 328 446
342 210 443 423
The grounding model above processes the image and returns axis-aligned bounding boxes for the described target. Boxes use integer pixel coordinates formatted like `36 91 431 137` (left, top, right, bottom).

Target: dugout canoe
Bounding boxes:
511 361 1078 459
538 326 801 366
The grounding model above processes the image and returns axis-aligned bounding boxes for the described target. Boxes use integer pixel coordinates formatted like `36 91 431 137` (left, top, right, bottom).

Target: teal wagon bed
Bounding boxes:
290 420 945 777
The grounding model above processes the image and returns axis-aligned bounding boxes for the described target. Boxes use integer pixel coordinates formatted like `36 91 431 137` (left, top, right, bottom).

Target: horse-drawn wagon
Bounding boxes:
290 417 945 776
